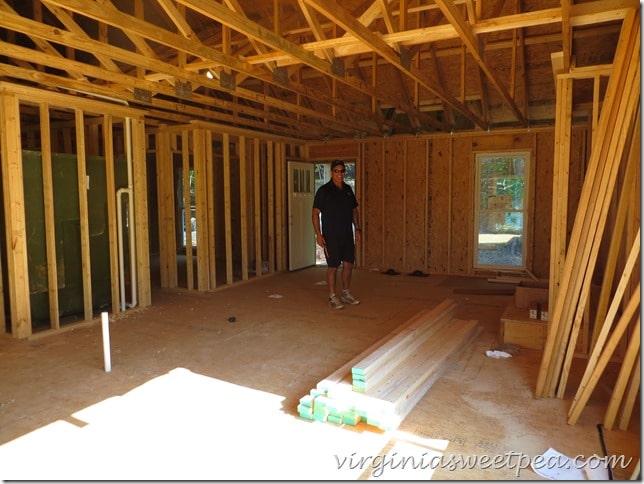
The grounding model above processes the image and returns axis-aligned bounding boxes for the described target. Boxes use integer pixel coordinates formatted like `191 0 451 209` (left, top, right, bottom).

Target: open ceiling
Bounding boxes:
0 0 635 141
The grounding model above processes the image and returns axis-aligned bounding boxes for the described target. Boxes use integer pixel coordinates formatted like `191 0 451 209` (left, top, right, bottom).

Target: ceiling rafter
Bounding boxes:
156 0 196 41
173 0 444 133
374 0 423 130
300 0 481 130
0 44 337 139
245 1 634 66
222 0 279 76
39 1 121 73
0 0 86 80
33 0 389 137
433 0 528 127
513 0 529 120
0 0 635 140
297 0 334 62
0 11 382 140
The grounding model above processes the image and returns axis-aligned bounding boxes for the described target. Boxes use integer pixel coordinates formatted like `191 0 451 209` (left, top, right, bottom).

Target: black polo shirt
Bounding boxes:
313 180 358 239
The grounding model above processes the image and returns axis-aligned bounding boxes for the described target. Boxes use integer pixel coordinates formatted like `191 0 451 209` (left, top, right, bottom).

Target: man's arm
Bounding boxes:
352 207 361 242
312 207 326 248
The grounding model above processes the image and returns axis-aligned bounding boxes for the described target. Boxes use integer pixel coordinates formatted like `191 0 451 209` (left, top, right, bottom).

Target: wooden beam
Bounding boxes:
74 109 93 321
155 130 178 288
252 1 636 63
0 92 31 338
535 11 640 397
223 133 234 285
301 0 480 131
567 284 640 425
618 353 640 430
603 319 640 429
433 0 528 126
253 139 263 277
102 114 120 317
568 231 641 418
239 136 249 281
555 47 640 398
193 128 210 290
3 6 382 138
548 76 572 334
131 117 152 307
266 141 275 273
171 0 404 131
591 120 640 349
181 130 194 290
206 130 217 288
39 103 60 328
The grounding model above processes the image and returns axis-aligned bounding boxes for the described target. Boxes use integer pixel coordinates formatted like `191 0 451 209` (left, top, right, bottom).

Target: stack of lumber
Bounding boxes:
535 10 640 432
297 299 481 430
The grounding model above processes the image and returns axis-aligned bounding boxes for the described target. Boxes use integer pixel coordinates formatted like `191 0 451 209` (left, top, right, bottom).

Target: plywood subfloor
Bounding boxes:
0 267 639 480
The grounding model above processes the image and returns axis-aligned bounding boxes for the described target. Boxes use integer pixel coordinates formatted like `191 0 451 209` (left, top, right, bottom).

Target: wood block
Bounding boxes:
500 306 547 350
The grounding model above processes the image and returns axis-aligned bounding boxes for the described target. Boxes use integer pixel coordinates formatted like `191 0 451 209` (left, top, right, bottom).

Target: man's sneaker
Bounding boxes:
341 291 360 305
329 295 344 310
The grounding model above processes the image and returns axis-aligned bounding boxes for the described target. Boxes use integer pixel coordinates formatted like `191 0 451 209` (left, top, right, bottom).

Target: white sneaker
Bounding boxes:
329 295 344 309
340 291 360 305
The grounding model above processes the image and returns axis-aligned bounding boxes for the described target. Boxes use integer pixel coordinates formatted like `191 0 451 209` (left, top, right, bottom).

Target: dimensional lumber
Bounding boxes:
567 284 641 425
351 299 458 392
370 319 481 425
618 354 640 431
603 320 640 429
317 299 457 392
300 300 481 431
591 115 640 348
535 11 640 398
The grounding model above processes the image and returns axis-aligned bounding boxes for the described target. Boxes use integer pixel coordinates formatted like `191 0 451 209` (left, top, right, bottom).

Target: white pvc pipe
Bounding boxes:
124 118 137 309
101 311 111 372
116 118 138 312
116 187 128 311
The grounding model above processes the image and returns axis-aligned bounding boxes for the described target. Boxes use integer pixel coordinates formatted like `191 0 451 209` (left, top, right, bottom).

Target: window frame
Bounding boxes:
473 150 532 272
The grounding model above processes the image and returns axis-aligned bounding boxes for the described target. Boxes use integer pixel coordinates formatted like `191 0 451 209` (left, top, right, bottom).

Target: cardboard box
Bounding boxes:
515 281 549 309
500 305 547 350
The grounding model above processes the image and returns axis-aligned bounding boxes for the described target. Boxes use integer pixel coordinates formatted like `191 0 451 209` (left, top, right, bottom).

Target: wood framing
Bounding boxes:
0 82 149 338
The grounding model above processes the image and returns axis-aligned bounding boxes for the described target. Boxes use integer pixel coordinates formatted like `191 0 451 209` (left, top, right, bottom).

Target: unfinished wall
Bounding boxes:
151 123 303 292
307 127 591 279
0 83 151 338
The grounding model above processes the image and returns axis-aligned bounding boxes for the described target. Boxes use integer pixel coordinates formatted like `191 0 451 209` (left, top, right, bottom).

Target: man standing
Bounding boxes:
312 160 361 309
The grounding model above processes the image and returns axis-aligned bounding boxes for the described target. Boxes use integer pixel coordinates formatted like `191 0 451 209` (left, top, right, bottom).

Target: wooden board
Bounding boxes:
308 299 482 431
351 299 458 391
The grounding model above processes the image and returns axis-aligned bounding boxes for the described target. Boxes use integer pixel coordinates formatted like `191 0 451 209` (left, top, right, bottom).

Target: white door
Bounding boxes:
287 161 316 270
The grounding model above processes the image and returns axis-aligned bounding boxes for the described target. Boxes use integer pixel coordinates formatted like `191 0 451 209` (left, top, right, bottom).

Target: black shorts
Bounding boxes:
324 234 355 267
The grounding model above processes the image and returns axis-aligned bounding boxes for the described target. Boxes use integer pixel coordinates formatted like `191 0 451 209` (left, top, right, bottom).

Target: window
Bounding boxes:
474 151 530 270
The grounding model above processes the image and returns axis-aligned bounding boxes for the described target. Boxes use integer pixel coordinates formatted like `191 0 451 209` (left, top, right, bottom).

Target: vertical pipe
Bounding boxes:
101 311 111 372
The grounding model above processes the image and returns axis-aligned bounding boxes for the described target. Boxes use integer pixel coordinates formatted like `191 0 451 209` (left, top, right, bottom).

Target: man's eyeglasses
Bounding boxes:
333 169 346 173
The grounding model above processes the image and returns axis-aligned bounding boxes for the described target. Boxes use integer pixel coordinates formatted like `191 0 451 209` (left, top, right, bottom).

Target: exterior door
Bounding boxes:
287 161 316 270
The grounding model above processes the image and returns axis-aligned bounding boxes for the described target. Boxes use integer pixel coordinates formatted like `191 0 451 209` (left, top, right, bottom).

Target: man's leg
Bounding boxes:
341 261 353 293
340 261 360 304
327 266 338 296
